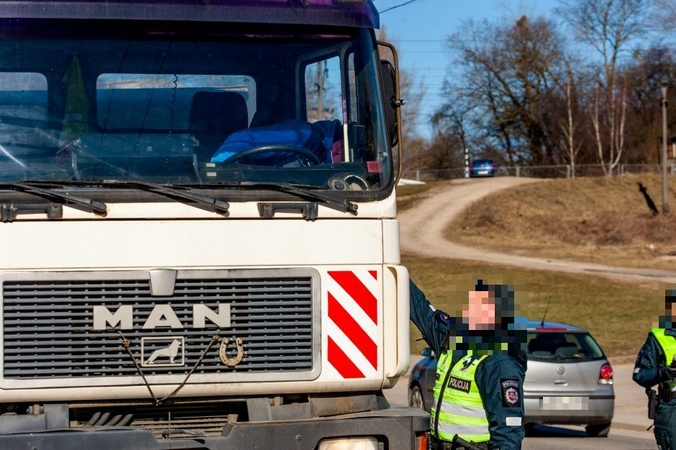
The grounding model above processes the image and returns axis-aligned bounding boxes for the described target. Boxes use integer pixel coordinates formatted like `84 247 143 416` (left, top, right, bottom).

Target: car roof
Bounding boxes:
526 319 588 333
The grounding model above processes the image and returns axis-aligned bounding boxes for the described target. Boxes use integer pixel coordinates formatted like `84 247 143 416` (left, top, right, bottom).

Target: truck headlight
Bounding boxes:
318 437 379 450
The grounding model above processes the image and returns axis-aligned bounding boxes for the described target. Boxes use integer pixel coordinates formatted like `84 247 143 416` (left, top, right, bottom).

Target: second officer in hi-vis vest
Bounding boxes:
634 290 676 450
409 279 527 450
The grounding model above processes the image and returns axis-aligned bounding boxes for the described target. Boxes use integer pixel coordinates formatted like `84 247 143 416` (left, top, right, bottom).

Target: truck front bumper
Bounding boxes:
0 407 430 450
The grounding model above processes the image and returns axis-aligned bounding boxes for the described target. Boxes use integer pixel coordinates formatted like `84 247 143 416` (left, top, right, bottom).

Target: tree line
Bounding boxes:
394 0 676 179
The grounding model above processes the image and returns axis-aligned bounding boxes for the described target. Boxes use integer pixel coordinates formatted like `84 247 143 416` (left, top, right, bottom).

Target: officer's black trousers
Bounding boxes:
655 402 676 450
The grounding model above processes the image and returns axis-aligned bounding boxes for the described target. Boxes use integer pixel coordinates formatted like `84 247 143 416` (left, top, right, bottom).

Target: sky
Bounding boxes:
375 0 560 139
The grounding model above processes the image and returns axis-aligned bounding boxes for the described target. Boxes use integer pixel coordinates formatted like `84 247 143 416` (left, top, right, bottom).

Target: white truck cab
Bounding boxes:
0 1 428 449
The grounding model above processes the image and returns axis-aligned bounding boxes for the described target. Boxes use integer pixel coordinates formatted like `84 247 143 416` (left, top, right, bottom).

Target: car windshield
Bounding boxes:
526 331 605 362
472 159 493 165
0 19 392 197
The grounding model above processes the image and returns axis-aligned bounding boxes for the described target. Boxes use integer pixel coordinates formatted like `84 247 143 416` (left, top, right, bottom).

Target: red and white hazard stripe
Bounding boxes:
326 270 379 378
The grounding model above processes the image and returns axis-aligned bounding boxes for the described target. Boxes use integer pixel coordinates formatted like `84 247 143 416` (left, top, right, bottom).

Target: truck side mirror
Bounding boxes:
378 40 405 184
380 60 399 148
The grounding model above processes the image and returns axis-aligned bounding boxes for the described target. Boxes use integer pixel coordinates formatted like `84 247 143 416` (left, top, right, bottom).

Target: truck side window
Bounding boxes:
0 72 49 142
304 55 344 162
0 71 58 180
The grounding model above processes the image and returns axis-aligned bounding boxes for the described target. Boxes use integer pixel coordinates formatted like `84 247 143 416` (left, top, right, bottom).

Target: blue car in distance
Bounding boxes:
469 158 496 177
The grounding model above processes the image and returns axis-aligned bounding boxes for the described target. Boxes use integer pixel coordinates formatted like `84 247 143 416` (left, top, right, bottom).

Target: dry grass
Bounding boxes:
403 254 660 360
397 175 676 360
445 175 676 271
396 183 433 212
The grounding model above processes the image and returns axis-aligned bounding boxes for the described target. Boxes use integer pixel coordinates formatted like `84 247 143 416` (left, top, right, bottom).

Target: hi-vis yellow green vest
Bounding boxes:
652 328 676 391
431 352 490 443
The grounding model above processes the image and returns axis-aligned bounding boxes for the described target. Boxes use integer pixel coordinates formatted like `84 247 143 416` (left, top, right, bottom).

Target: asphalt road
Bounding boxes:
384 355 656 449
522 427 655 449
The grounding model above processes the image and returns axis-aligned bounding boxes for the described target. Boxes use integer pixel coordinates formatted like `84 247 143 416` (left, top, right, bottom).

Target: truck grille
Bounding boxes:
2 269 317 381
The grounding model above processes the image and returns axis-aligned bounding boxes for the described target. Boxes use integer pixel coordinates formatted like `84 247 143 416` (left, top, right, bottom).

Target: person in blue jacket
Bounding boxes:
633 290 676 450
410 279 527 450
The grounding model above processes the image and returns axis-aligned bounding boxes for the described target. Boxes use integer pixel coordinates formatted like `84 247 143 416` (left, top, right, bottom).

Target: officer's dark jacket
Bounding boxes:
409 281 526 450
634 328 676 395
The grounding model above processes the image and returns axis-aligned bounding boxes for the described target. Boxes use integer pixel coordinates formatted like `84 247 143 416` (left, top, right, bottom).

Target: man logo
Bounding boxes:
93 303 231 330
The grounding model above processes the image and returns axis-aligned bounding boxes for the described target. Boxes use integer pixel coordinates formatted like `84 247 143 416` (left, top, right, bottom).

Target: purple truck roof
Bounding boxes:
0 0 379 28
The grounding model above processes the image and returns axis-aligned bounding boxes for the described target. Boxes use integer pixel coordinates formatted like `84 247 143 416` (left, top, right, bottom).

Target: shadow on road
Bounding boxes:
526 424 588 438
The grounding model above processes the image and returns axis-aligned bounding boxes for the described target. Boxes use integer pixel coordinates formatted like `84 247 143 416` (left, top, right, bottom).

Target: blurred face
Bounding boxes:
462 290 497 331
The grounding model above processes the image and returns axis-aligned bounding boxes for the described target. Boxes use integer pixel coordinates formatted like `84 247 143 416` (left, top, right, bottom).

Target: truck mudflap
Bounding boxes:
0 407 430 450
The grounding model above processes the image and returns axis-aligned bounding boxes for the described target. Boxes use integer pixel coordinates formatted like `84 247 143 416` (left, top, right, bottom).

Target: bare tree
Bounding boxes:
560 70 584 177
621 45 676 164
653 0 676 31
436 15 569 166
555 0 652 175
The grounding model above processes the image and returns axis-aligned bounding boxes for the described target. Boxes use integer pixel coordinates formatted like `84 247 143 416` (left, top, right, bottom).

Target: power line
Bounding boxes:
378 0 423 14
392 39 445 42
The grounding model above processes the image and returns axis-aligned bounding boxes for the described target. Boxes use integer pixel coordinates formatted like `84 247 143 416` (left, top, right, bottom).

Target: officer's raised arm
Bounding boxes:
409 279 455 356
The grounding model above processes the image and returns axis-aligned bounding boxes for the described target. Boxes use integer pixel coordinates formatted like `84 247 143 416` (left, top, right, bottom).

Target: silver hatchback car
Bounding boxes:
407 320 615 437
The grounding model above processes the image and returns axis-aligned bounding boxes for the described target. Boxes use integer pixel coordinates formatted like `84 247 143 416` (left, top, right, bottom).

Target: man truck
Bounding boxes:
0 1 429 448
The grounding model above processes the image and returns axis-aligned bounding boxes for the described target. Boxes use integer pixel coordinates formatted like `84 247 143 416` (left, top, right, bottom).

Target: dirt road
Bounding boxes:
398 177 676 284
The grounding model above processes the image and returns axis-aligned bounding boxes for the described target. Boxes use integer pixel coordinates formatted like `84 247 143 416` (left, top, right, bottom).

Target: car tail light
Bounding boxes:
599 363 613 385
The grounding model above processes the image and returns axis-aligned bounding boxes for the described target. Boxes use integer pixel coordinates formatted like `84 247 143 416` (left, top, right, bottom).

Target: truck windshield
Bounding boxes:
0 20 392 196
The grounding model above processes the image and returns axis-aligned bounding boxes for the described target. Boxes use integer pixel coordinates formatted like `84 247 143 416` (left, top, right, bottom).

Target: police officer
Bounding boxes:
634 290 676 450
409 279 526 450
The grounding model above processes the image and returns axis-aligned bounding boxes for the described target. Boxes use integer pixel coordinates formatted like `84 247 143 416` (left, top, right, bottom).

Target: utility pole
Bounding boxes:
316 61 324 120
662 79 669 214
464 148 469 179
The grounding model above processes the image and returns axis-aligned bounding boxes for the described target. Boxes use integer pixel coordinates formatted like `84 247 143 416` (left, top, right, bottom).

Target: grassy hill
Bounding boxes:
398 174 676 360
447 175 676 271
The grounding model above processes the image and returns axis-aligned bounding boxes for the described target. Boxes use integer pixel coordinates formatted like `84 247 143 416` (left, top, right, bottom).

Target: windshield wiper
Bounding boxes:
0 182 107 216
104 181 230 216
21 180 229 216
237 182 358 216
19 180 352 216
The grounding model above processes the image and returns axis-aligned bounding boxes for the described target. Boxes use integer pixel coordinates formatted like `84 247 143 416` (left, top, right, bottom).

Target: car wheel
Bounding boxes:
408 385 425 410
585 421 611 437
